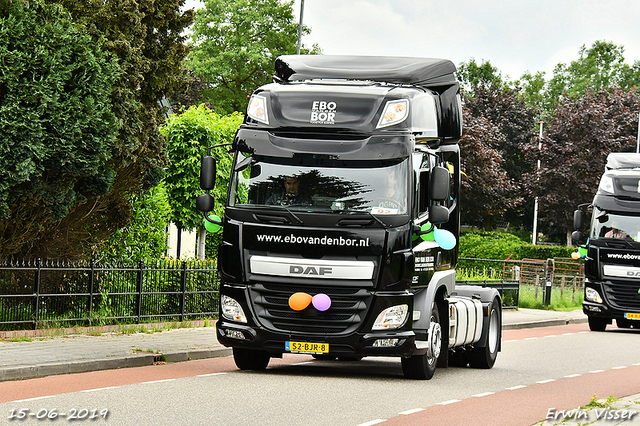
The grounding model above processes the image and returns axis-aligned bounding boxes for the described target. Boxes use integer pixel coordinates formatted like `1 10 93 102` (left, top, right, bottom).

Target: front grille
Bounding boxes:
603 281 640 310
250 283 372 335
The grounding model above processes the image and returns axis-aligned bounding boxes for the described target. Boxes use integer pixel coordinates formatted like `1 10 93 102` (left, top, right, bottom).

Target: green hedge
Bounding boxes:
459 231 574 260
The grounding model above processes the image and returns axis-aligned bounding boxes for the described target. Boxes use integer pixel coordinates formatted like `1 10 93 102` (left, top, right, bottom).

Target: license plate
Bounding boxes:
624 313 640 320
285 341 329 354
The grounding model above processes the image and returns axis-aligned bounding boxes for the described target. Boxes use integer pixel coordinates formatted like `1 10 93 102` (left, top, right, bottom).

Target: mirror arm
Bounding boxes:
206 142 233 156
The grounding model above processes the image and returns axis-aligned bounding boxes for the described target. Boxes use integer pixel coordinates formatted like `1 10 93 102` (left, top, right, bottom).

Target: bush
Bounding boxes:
460 231 573 260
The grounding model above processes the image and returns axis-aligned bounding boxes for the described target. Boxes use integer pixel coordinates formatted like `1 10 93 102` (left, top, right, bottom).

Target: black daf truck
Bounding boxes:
197 55 502 379
573 153 640 331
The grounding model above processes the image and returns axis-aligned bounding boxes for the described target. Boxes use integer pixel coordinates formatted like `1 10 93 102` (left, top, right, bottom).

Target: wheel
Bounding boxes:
233 347 270 370
469 299 501 369
588 316 608 332
401 303 442 380
312 354 337 361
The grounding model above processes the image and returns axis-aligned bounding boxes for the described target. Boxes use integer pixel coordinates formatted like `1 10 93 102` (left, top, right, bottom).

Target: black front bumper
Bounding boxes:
216 320 418 357
583 280 640 322
217 283 421 358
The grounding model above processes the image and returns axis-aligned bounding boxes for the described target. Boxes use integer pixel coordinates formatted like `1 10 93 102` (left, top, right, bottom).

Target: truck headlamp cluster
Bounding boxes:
585 287 603 304
376 99 409 128
247 94 269 124
221 295 248 323
372 304 409 330
598 175 615 194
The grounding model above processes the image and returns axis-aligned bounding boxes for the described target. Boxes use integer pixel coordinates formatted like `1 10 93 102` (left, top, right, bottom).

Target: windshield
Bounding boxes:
591 206 640 241
229 153 409 215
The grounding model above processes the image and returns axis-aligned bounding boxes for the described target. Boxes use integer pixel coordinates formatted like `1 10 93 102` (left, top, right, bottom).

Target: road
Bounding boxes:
1 323 639 426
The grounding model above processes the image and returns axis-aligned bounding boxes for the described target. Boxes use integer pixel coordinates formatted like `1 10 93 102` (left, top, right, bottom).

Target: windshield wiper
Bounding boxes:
279 205 304 224
340 210 388 228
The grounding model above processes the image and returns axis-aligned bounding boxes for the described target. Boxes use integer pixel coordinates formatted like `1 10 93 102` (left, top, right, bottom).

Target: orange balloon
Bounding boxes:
571 252 580 260
289 292 312 311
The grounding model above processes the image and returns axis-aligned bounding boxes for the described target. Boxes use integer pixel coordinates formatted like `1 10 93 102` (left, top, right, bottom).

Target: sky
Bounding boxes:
182 0 640 81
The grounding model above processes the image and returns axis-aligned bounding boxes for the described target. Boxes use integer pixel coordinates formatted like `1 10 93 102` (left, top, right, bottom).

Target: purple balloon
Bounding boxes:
312 293 331 311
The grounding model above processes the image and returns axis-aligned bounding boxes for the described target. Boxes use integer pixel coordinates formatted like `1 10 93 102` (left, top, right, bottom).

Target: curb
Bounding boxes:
0 347 232 382
503 317 588 331
0 319 217 341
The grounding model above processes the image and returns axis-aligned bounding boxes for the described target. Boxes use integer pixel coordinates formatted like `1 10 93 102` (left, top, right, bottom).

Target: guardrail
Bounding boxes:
0 259 219 330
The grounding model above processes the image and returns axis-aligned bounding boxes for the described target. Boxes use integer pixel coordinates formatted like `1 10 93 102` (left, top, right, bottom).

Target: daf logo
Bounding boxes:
629 271 640 277
290 265 333 276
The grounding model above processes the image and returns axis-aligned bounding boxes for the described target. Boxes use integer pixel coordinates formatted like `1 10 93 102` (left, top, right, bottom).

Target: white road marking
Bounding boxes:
506 385 526 390
13 395 54 402
399 408 424 415
82 387 120 393
437 399 461 405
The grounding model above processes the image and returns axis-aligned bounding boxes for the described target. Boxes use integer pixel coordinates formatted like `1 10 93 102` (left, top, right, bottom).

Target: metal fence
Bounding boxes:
457 257 585 308
1 255 584 330
455 279 520 308
0 259 219 330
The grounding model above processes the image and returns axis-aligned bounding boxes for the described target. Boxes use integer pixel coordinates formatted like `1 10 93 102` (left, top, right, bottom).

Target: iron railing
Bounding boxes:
455 279 520 308
0 259 219 330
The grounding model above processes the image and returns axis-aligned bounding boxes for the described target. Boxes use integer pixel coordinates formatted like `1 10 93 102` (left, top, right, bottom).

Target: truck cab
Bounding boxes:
197 55 501 379
573 153 640 331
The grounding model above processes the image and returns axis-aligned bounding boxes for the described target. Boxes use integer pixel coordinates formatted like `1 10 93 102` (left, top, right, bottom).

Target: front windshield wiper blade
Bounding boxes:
340 210 388 228
279 206 304 224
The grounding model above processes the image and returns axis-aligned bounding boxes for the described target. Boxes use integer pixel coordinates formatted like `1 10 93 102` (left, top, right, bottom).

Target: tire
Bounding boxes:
233 347 270 370
469 299 501 369
588 316 608 332
401 303 442 380
312 354 337 361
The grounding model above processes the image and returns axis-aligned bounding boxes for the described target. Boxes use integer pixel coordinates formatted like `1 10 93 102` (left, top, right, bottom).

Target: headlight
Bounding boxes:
585 287 603 304
598 175 614 194
376 99 409 128
372 304 409 330
247 94 269 125
221 295 247 323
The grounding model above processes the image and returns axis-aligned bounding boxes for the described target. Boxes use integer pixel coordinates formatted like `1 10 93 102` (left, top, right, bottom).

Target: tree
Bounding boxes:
523 87 639 245
0 0 120 257
161 105 243 259
459 108 523 228
187 0 320 114
462 82 538 229
546 41 640 112
0 0 194 259
518 70 548 116
95 184 172 264
457 58 505 93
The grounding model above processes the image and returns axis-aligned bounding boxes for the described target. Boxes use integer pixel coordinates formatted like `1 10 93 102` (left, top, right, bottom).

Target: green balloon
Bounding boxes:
420 222 435 241
204 215 222 233
578 246 588 257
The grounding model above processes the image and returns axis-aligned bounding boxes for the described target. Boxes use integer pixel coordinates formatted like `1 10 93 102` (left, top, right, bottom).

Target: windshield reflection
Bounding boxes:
229 154 409 215
591 206 640 241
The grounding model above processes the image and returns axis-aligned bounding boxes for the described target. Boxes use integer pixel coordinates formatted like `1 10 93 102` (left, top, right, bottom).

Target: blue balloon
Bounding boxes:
433 228 456 250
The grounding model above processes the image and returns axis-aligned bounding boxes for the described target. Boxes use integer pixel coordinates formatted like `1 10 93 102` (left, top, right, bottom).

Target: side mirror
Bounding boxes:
573 209 584 229
200 156 217 190
429 205 450 224
196 193 215 213
571 230 582 245
430 166 449 201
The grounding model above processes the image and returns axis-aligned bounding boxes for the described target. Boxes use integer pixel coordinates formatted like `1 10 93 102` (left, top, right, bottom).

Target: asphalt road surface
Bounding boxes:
1 323 639 426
